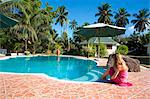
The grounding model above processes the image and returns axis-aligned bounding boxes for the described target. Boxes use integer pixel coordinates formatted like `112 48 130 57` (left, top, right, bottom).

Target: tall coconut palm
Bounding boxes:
131 9 150 32
55 6 69 51
55 6 68 28
95 3 113 24
114 8 131 27
69 19 78 31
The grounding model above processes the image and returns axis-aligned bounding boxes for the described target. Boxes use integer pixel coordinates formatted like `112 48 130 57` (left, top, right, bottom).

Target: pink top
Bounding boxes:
109 67 133 86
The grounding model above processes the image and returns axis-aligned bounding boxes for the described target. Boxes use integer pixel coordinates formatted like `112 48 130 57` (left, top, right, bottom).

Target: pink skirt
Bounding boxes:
109 67 133 86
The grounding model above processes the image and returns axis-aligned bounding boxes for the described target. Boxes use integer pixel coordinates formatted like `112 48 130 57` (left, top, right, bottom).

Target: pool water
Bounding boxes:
0 56 106 81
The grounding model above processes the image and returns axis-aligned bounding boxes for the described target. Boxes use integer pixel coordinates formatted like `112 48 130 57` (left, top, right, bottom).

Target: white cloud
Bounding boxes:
128 26 134 31
125 26 135 36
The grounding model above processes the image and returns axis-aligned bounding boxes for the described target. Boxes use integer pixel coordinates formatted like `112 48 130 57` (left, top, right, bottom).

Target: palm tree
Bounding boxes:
55 6 68 28
0 0 38 51
114 8 130 27
30 1 55 53
0 0 55 52
0 30 8 48
69 19 78 31
131 9 150 32
47 29 59 51
72 22 89 45
61 31 69 51
95 3 113 24
0 0 31 17
114 8 130 42
72 22 89 52
55 6 69 52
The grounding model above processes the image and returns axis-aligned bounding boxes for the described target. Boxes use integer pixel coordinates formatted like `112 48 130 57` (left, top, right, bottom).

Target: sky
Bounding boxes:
41 0 150 38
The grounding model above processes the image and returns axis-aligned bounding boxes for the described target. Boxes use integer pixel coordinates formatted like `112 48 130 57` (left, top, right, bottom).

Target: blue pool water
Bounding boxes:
0 56 106 81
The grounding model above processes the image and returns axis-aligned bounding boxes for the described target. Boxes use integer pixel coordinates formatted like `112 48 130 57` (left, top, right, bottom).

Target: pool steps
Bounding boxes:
73 67 105 81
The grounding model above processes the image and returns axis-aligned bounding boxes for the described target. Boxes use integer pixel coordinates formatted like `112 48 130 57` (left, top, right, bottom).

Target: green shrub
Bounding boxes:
82 45 96 57
98 43 107 57
116 45 128 55
64 49 80 55
79 49 85 56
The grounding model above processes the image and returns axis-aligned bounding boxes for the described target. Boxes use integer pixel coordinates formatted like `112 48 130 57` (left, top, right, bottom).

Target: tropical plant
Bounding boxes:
54 42 63 54
123 32 150 55
72 22 89 46
14 43 23 52
47 29 59 52
0 0 31 15
82 45 96 57
95 3 113 24
98 43 107 57
131 9 150 32
0 0 38 50
114 8 130 27
69 38 75 49
55 6 68 30
55 43 62 49
61 31 69 51
116 45 128 55
140 32 150 44
69 19 78 31
71 22 90 53
0 29 19 50
0 31 8 48
32 41 41 54
0 0 56 52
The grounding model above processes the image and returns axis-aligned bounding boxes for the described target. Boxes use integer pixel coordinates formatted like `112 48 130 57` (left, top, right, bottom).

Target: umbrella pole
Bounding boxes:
98 37 100 58
87 39 89 58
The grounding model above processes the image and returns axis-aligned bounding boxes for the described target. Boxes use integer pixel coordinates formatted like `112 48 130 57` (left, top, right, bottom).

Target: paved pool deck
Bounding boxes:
0 55 150 99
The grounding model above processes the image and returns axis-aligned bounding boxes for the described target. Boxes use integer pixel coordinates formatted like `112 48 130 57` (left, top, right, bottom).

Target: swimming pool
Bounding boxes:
0 56 106 81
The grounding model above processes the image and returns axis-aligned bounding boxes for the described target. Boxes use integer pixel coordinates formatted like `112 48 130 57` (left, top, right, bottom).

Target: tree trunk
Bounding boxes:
25 40 27 51
33 45 36 55
98 37 100 58
67 40 70 52
87 40 89 58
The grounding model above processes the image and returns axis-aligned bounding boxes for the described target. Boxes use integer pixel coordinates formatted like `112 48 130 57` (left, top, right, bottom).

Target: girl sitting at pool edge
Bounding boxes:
101 53 133 86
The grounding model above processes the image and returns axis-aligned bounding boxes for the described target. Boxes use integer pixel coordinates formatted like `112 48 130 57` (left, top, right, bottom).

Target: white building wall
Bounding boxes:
107 45 117 55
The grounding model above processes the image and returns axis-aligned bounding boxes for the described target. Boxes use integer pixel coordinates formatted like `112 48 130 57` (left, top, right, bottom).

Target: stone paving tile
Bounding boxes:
0 68 150 99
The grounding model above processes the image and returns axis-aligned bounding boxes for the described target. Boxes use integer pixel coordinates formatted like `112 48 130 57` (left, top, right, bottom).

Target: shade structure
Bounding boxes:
0 13 18 28
78 23 126 57
79 23 126 39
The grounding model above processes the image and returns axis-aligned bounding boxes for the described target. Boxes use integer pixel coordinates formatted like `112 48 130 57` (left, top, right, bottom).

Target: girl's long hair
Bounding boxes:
114 53 128 71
